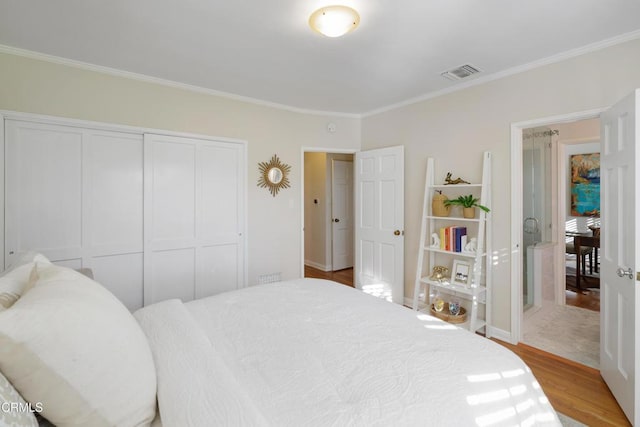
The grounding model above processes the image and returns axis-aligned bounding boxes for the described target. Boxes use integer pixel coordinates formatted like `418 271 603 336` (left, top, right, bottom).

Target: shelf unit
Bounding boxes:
412 152 492 336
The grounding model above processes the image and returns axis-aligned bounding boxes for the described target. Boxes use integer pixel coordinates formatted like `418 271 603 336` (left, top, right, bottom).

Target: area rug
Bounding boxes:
523 302 599 369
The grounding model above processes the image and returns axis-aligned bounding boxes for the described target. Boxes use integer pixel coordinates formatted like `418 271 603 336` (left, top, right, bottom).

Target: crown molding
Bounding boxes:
0 44 360 119
361 29 640 117
2 27 640 119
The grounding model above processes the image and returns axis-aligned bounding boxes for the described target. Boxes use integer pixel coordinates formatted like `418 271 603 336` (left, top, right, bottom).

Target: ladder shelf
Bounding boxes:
412 151 492 336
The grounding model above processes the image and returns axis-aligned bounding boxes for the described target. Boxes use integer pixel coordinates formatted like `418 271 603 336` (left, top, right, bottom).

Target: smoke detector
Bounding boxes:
440 64 482 81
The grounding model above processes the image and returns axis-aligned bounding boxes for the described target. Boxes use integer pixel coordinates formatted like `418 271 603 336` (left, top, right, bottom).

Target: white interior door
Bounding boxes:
600 89 639 425
354 145 404 304
331 159 353 271
143 134 245 305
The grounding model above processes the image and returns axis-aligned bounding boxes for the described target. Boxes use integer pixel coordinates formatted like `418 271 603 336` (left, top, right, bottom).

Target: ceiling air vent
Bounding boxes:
440 64 482 81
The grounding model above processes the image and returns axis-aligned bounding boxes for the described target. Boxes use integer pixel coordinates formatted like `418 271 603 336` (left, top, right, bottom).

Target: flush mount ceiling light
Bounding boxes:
309 5 360 38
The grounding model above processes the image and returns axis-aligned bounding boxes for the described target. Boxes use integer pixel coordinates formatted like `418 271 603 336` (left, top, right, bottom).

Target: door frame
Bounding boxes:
300 147 358 277
509 107 605 344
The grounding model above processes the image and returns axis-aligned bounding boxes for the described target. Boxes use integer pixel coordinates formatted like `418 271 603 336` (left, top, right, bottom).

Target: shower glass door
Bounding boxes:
522 127 552 310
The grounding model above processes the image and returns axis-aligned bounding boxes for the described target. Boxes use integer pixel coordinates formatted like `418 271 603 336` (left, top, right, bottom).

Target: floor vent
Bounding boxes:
441 64 482 81
258 272 281 284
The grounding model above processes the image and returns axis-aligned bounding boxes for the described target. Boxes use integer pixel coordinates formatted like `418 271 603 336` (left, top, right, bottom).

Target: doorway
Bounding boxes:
519 119 601 369
510 108 606 365
302 150 355 284
301 145 405 305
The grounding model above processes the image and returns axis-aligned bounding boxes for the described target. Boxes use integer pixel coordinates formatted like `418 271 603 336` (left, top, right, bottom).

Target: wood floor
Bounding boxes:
497 341 629 426
565 264 601 311
304 265 629 426
304 265 354 287
565 287 600 312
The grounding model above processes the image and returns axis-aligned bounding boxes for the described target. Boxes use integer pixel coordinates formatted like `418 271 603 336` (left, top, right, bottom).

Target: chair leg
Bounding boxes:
581 253 586 275
589 251 593 275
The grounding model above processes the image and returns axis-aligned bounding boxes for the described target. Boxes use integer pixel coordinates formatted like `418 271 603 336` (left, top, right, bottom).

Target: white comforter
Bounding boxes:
135 278 560 426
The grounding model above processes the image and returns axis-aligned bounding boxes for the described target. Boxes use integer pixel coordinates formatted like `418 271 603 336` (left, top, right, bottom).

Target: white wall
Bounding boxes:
361 38 640 334
0 51 361 285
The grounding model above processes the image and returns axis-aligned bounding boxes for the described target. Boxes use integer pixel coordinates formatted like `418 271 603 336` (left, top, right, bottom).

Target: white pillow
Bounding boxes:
0 263 157 427
0 370 38 427
0 252 50 311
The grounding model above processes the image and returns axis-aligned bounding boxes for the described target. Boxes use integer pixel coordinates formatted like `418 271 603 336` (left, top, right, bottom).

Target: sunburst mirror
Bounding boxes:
258 154 291 197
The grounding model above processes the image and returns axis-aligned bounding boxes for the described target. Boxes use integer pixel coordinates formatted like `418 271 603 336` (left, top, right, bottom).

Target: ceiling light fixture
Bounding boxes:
309 5 360 38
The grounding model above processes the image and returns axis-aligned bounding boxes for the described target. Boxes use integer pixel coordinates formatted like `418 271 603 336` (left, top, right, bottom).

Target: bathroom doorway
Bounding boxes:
514 115 602 369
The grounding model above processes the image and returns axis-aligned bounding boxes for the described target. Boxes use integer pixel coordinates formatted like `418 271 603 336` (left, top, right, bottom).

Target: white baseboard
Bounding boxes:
401 297 513 343
403 296 421 309
487 326 514 344
304 260 331 271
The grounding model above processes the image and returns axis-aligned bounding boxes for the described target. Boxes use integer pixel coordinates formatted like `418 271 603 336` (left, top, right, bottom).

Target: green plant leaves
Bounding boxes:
443 194 490 212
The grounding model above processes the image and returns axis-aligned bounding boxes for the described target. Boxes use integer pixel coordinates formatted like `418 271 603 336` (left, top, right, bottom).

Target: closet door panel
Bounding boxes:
144 134 245 304
84 130 144 311
149 140 196 241
200 144 239 243
144 135 198 305
5 121 83 265
91 253 143 311
198 143 243 297
149 248 195 303
54 259 83 270
87 131 143 252
5 120 145 311
197 245 238 298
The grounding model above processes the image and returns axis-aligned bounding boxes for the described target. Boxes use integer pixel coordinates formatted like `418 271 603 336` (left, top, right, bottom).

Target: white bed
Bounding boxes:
136 278 560 427
0 254 560 426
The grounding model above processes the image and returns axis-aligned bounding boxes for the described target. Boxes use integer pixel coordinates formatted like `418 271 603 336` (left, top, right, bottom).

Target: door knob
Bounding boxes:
334 218 340 223
394 230 401 236
616 267 633 279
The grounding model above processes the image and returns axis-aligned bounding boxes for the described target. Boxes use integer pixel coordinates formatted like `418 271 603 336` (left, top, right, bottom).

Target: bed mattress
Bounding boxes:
135 278 560 426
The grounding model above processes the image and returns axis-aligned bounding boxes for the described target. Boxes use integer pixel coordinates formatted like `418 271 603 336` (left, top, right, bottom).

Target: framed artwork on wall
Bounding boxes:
570 152 600 217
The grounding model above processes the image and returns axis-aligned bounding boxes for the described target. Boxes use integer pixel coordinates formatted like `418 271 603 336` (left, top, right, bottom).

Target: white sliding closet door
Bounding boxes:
5 120 144 310
6 121 83 264
85 130 144 310
143 134 245 305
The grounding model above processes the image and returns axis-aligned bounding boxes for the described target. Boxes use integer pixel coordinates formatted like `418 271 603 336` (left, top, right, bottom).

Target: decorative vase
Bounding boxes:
449 300 461 316
432 191 450 217
463 207 476 219
433 292 445 312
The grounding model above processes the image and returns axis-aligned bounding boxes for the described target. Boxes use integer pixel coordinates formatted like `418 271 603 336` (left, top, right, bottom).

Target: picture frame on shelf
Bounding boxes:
451 259 472 287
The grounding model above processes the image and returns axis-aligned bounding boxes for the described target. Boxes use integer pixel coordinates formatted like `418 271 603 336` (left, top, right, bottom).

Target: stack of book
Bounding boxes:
438 226 467 252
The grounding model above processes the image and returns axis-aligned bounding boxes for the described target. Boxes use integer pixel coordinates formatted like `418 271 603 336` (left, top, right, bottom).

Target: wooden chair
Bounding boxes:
566 233 593 275
574 235 600 291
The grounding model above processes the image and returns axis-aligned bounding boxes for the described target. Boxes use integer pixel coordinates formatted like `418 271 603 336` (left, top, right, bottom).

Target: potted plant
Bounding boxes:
444 194 490 219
